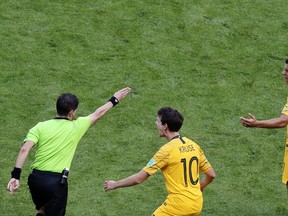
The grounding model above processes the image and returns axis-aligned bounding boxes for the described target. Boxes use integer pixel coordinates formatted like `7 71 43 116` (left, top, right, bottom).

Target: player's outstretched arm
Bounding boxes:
200 168 216 192
240 113 288 128
104 170 149 192
89 87 131 126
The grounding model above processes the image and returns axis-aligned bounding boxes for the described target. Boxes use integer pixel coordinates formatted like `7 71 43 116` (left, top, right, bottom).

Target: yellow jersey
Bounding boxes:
281 98 288 184
143 135 212 215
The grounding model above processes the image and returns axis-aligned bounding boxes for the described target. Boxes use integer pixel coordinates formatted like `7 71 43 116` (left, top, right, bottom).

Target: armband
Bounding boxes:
108 96 119 107
11 167 22 180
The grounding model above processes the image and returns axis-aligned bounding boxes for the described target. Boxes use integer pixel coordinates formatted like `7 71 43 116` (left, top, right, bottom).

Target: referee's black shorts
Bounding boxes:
28 169 68 216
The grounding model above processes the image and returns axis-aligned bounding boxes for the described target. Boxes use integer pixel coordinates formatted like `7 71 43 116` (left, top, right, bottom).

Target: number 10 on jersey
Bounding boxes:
181 156 199 187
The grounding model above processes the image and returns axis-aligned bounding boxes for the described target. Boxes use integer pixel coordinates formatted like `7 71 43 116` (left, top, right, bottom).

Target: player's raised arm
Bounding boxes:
89 87 131 126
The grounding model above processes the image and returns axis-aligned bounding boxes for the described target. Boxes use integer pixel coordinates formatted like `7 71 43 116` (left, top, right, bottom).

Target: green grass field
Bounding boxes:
1 0 288 215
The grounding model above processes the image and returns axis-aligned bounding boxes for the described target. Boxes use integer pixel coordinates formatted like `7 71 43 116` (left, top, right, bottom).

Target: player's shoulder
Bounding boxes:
158 140 177 156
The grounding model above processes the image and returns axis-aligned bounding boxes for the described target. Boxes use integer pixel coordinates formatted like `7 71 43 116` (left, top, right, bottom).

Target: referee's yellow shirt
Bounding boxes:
24 117 91 173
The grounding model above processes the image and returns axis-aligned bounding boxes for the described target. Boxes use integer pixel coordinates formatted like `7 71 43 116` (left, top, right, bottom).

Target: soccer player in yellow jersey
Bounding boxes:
240 58 288 192
104 107 216 216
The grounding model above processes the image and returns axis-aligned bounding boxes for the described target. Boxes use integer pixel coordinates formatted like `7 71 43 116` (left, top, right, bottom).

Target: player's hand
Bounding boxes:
104 180 117 192
113 87 132 101
240 113 257 127
7 178 20 195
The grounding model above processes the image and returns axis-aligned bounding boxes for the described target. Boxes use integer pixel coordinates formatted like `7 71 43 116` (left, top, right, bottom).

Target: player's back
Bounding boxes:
160 136 211 215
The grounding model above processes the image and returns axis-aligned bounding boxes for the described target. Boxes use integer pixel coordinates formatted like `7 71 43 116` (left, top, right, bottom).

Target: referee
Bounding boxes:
7 87 131 216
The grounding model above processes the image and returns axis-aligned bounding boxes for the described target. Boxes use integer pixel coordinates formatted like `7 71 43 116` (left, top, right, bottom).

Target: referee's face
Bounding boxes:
282 63 288 84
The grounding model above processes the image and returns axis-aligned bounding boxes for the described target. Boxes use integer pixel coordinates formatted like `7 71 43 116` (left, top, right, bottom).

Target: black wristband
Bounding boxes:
108 96 119 107
11 167 22 180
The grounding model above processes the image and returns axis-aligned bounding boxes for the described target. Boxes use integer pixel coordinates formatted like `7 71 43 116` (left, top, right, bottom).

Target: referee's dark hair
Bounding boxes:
56 93 79 116
158 107 184 132
285 58 288 64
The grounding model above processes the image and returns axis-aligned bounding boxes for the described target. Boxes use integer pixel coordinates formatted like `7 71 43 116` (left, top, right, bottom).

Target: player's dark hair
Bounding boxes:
157 107 184 132
56 93 79 116
285 59 288 64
